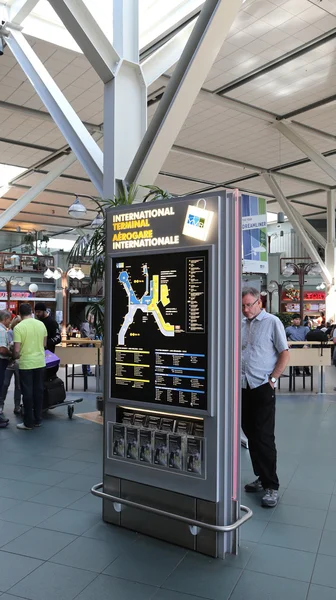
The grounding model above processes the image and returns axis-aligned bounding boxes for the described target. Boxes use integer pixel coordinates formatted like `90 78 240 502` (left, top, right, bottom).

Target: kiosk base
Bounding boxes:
103 475 219 557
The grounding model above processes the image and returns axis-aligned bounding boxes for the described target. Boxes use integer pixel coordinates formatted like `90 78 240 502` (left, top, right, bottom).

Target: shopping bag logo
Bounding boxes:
183 205 213 241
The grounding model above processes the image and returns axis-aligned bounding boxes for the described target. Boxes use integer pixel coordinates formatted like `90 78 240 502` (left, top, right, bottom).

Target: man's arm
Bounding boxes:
13 342 20 360
271 349 290 381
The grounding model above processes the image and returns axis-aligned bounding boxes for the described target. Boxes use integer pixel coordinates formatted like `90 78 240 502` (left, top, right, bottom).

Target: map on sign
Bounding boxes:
118 264 175 345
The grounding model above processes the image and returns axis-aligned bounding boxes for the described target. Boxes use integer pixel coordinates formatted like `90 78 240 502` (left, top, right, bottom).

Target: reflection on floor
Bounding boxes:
0 387 336 599
77 411 103 425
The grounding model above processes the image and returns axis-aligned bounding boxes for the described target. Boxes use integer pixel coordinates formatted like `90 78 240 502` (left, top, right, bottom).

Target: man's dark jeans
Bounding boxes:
242 382 279 490
19 367 45 428
0 359 9 398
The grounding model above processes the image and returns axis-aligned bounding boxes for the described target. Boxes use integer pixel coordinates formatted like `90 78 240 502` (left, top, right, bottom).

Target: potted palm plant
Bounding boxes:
68 184 172 337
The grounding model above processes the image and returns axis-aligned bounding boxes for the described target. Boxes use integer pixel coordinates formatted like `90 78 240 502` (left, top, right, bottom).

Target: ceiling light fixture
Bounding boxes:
68 196 87 217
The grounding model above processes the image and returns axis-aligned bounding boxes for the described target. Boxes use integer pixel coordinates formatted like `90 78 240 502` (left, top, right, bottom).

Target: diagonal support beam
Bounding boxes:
127 0 242 186
290 203 326 249
9 0 39 25
275 121 336 184
5 27 103 195
48 0 120 83
142 20 196 87
0 152 77 230
263 173 332 285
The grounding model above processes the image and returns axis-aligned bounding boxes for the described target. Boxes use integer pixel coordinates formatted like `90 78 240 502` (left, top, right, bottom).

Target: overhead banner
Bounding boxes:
242 194 268 274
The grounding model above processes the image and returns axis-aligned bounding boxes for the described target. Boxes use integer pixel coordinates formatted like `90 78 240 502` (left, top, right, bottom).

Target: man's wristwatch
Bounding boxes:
269 376 277 384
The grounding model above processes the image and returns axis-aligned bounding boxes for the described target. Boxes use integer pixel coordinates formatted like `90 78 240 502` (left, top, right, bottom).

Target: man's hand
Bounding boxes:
268 378 275 389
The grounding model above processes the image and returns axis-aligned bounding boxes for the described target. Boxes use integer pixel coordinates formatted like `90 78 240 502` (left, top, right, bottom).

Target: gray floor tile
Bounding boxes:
281 488 331 511
240 492 276 521
229 570 309 600
74 574 156 600
0 500 61 526
307 583 336 600
152 591 202 600
240 518 268 542
104 537 187 587
162 553 242 599
0 521 31 547
24 468 70 486
71 449 102 463
270 504 327 529
51 535 123 573
29 486 87 508
259 522 322 552
323 512 336 532
312 554 336 588
288 475 335 494
56 474 98 491
67 493 102 514
37 508 100 535
0 480 49 500
319 530 336 557
246 543 316 582
2 527 76 560
1 595 30 600
15 454 61 469
0 550 42 592
0 497 22 514
9 561 97 600
49 459 91 474
328 495 336 511
38 446 78 459
83 521 138 545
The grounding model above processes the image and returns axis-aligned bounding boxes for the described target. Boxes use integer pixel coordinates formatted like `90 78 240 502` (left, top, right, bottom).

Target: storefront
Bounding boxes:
0 290 56 315
281 290 326 317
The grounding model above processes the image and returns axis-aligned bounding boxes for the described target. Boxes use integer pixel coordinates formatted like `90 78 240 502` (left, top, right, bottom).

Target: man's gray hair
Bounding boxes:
0 310 11 322
242 287 260 299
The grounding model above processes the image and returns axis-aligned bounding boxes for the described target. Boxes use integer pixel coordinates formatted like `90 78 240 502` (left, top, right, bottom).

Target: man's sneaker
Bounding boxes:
245 478 263 493
16 423 33 431
261 489 279 507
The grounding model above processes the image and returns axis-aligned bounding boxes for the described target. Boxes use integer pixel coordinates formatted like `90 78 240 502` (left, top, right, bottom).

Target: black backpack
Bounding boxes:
306 329 328 342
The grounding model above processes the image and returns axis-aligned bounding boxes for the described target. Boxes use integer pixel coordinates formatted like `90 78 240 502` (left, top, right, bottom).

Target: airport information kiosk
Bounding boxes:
92 192 252 558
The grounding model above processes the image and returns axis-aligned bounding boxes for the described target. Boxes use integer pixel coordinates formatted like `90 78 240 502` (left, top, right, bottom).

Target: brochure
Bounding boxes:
168 434 183 470
186 436 204 475
112 424 125 457
126 426 139 460
139 429 153 463
153 431 168 466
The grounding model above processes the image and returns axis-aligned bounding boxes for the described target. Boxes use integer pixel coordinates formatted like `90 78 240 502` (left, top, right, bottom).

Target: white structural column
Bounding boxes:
263 173 332 285
325 190 336 320
275 121 336 184
127 0 242 186
8 0 39 24
0 152 77 229
48 0 120 83
142 20 196 87
325 190 336 279
4 27 104 196
103 0 147 197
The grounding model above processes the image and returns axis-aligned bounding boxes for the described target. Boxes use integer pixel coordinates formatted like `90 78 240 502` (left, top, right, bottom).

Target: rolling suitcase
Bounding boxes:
44 376 66 409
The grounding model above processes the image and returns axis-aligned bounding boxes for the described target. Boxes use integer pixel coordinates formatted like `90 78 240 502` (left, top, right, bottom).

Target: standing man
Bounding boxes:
242 287 289 508
285 314 310 376
0 310 12 426
13 303 47 430
34 303 61 352
80 315 95 376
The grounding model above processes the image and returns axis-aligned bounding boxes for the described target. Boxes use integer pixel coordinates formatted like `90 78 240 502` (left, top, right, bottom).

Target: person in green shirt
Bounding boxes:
13 303 47 430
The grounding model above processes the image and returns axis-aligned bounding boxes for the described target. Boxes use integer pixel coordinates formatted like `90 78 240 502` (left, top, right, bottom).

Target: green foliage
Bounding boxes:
275 312 293 328
68 184 170 337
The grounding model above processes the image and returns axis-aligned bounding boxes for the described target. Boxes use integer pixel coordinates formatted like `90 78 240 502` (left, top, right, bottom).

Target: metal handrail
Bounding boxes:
91 483 252 533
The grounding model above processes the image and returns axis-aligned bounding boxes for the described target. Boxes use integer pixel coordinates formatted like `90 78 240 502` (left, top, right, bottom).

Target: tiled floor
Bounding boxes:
1 388 336 599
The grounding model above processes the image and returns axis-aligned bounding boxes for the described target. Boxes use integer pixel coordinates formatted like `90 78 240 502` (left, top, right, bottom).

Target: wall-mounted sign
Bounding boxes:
242 195 268 274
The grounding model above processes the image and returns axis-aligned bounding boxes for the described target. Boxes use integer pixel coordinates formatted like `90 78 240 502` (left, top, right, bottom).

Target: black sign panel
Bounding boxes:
111 250 208 411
